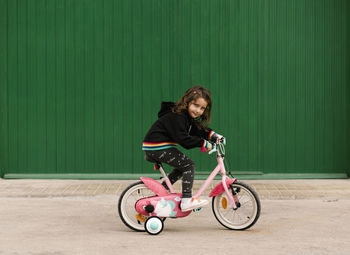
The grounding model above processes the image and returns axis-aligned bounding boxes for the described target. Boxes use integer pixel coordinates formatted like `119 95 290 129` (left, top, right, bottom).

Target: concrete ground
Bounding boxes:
1 178 350 255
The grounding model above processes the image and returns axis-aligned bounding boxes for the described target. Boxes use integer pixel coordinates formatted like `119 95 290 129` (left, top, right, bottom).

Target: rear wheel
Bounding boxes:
212 181 260 230
118 181 156 232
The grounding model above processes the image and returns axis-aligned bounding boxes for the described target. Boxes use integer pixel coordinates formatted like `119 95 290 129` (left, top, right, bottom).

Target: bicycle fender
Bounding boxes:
140 177 169 196
209 178 237 197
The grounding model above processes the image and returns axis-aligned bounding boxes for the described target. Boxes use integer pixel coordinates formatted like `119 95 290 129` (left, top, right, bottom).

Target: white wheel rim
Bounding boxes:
120 184 154 231
214 185 258 229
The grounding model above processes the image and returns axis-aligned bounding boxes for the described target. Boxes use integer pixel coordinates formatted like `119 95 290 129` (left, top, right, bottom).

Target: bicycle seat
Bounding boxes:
144 154 164 171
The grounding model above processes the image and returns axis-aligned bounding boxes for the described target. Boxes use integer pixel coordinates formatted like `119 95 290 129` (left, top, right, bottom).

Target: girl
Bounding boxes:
142 86 223 212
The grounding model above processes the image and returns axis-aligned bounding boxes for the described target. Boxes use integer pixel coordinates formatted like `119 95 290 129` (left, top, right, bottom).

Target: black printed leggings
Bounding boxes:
144 148 195 198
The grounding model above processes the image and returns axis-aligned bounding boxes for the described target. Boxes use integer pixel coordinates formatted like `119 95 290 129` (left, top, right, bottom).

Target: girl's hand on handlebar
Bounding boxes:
207 143 213 152
208 143 217 155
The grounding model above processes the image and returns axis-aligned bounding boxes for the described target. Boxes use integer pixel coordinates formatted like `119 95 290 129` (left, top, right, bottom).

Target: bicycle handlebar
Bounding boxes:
208 137 226 155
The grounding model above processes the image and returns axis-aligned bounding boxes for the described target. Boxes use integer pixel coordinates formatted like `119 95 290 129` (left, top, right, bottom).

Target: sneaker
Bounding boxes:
181 197 209 212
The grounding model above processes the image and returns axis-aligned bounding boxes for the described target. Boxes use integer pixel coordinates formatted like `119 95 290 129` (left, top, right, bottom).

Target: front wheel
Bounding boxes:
212 181 261 230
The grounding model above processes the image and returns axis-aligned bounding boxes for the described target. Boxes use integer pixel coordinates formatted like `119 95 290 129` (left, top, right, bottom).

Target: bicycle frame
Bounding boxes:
157 142 238 209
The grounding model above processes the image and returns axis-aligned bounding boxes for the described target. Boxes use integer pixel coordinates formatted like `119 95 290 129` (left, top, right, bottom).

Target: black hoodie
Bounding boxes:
142 101 214 150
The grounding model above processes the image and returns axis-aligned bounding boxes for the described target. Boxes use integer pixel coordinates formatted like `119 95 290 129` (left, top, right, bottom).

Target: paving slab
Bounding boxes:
1 179 350 200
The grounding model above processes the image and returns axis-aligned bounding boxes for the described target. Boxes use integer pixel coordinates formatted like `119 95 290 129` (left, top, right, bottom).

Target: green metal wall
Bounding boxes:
1 0 349 179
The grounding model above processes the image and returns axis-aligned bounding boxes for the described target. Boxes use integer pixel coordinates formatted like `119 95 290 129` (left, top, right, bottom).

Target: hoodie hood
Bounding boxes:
158 101 175 118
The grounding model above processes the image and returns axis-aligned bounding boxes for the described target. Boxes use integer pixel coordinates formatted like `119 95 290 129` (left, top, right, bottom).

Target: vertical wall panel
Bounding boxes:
0 0 349 178
0 0 9 177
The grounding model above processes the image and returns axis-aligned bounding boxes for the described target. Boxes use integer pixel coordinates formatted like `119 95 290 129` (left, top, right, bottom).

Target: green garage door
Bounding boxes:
0 0 349 179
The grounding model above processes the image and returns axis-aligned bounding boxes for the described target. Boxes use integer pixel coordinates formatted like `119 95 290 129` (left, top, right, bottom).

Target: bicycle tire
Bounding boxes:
212 181 261 230
118 181 155 232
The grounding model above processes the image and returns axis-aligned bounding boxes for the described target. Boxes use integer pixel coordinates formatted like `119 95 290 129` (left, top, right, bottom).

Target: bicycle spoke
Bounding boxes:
222 207 232 218
231 210 237 223
131 193 139 201
140 189 147 197
235 210 245 223
240 200 253 207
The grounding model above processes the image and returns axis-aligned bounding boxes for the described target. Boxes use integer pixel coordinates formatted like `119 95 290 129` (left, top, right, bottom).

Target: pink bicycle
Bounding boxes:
118 140 261 235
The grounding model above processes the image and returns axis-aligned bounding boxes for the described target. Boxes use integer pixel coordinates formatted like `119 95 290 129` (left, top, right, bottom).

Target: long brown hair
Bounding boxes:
173 86 212 130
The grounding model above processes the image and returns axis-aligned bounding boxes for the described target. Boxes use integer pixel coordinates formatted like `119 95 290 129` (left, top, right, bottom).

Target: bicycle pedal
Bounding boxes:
192 207 203 212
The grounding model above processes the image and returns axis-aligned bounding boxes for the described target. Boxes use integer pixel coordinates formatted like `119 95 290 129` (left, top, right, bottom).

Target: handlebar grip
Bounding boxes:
221 137 226 145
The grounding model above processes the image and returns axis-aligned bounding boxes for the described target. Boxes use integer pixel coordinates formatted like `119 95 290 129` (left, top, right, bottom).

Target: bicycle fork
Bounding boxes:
222 175 239 209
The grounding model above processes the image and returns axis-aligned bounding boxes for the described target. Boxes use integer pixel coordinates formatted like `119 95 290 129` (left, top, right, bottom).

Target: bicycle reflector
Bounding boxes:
222 197 228 209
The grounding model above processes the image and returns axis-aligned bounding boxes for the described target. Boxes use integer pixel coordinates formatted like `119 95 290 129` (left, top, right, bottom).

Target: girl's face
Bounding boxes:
188 97 208 119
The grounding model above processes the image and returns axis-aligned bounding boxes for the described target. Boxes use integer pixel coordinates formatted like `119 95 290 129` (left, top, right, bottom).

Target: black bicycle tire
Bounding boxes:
118 181 166 232
212 181 261 230
118 181 147 232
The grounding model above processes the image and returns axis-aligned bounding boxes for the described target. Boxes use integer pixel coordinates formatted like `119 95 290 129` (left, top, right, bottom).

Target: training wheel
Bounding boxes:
145 216 164 235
